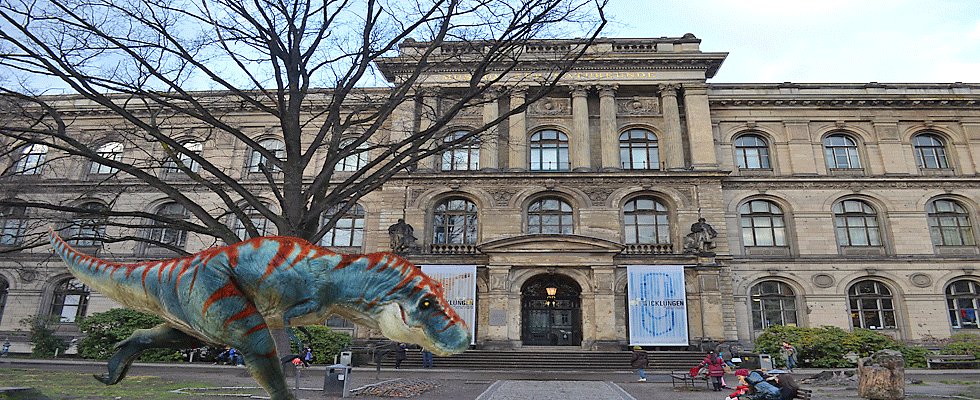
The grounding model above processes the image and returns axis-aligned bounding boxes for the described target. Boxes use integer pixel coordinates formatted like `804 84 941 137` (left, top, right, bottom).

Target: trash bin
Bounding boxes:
738 353 761 370
324 364 351 397
339 351 353 367
759 354 774 371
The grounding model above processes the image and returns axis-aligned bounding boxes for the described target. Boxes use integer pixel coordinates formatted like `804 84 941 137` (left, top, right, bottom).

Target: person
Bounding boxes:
394 343 407 369
698 350 726 391
630 346 649 382
734 369 781 400
302 346 313 367
421 348 434 368
771 372 799 400
779 341 798 372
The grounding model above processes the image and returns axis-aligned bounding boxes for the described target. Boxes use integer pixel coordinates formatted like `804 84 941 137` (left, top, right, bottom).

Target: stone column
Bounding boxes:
784 121 819 175
660 84 685 170
416 88 441 172
484 265 514 349
480 88 500 171
508 87 528 171
571 85 592 171
390 95 417 143
598 85 620 171
683 84 718 170
591 265 619 350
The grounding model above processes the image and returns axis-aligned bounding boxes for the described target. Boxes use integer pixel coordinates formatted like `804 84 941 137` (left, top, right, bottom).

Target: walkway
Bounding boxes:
475 380 636 400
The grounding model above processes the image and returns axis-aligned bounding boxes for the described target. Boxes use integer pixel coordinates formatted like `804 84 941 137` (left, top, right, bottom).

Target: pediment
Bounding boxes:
478 234 624 255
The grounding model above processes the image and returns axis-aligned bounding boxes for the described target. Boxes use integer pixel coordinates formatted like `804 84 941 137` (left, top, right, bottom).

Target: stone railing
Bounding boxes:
427 243 481 255
622 243 673 255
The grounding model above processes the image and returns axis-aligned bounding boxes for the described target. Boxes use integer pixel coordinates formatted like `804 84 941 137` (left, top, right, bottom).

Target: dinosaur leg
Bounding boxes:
95 324 203 385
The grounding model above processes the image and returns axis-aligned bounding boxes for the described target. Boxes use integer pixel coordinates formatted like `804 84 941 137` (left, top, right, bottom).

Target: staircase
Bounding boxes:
374 348 706 371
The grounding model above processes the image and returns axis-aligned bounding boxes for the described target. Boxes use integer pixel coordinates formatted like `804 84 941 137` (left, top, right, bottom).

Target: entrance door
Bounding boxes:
521 274 581 346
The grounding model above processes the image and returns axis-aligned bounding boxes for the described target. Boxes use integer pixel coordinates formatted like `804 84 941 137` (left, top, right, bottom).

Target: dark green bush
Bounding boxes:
19 315 69 358
755 325 927 368
290 326 352 364
76 308 180 361
940 333 980 358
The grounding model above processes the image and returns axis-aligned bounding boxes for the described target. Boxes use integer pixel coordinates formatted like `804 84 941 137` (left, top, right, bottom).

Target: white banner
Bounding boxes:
627 265 689 346
420 265 477 345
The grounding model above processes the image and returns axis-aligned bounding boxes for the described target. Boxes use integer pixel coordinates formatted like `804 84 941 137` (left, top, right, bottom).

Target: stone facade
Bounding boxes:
2 35 980 353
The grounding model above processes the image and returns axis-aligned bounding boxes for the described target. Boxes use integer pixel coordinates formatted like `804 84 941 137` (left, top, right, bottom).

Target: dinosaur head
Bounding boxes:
374 285 471 356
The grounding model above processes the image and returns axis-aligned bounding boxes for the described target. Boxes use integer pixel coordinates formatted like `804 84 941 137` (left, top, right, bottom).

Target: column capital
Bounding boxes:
571 84 590 97
598 84 618 98
658 84 679 96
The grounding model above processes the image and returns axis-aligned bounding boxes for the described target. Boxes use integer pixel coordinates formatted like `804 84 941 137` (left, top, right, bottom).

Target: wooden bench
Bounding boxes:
669 370 710 389
795 388 813 400
926 354 978 369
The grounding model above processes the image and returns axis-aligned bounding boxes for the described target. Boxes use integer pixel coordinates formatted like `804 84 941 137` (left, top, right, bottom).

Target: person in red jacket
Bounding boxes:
699 350 726 391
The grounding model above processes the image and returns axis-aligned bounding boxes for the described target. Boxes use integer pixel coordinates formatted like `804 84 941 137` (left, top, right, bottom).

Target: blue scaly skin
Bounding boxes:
50 230 470 400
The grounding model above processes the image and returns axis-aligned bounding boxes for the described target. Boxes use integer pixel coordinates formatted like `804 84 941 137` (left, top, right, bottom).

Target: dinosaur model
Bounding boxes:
50 230 470 400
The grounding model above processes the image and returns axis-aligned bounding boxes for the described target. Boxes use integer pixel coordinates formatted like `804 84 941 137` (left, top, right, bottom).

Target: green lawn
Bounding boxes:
0 368 257 399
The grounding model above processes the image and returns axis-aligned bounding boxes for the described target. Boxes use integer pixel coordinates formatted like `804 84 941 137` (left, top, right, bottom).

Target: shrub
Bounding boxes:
19 315 69 358
755 325 927 368
76 308 181 361
940 333 980 358
290 326 352 364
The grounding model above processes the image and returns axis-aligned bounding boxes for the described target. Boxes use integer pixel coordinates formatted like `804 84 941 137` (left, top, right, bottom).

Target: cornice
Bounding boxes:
722 176 980 190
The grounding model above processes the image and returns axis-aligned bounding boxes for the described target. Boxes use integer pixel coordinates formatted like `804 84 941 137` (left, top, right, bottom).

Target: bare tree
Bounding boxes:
0 0 607 252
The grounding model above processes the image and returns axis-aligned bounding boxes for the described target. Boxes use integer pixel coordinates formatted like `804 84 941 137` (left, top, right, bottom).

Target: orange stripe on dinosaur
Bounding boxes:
202 279 243 316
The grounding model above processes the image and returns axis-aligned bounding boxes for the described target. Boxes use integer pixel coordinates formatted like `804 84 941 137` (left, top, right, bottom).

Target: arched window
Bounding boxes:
947 280 980 329
740 200 787 247
913 133 949 170
928 199 975 246
165 141 202 174
834 199 881 247
619 129 659 170
441 131 480 171
824 134 861 169
848 280 896 330
90 142 123 174
623 197 669 244
0 276 8 325
0 204 27 246
750 281 798 331
15 144 47 175
68 202 108 247
147 202 189 249
51 277 89 323
320 202 364 247
433 197 478 244
734 134 771 169
335 139 369 172
528 197 573 234
248 138 284 173
530 130 569 171
233 204 277 239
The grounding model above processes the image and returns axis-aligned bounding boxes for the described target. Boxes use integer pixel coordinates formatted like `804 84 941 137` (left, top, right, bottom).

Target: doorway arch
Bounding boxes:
521 273 582 346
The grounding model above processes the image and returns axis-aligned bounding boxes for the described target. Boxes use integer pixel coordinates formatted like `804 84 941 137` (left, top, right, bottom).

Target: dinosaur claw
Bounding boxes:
94 373 112 385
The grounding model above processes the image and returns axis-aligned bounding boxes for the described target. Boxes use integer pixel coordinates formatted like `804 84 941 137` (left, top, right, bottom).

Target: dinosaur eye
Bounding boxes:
419 297 435 310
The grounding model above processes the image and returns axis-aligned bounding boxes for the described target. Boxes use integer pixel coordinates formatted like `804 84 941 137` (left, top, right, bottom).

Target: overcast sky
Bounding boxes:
603 0 980 83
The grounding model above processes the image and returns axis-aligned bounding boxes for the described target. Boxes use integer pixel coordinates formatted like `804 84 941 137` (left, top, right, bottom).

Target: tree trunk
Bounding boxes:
858 351 905 400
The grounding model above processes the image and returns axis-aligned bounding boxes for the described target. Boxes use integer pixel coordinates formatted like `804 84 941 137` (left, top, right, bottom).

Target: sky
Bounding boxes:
603 0 980 83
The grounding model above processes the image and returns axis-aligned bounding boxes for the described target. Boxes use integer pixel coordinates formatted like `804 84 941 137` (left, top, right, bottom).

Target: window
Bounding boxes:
165 141 202 174
528 197 572 234
441 131 480 171
68 202 108 247
848 280 896 330
530 130 569 171
90 142 123 174
948 280 980 329
750 281 798 331
248 139 284 173
834 199 881 247
335 139 368 172
623 197 669 244
740 200 787 247
320 203 364 247
233 205 277 239
50 277 90 323
14 144 47 175
0 204 27 246
734 134 771 169
619 129 659 170
928 199 975 246
913 133 949 170
433 197 478 244
824 134 861 169
147 202 189 249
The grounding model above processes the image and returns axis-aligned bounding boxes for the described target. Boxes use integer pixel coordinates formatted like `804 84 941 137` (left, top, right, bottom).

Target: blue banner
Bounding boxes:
420 265 477 345
627 265 689 346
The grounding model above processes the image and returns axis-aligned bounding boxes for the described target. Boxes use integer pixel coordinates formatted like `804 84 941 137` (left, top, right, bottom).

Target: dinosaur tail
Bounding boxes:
49 228 127 292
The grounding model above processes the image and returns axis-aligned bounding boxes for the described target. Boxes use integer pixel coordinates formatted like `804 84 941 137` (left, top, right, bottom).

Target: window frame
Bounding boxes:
913 133 950 170
750 280 799 331
734 134 772 170
90 141 124 175
0 204 27 246
619 129 659 170
527 196 573 234
233 205 277 239
432 197 479 245
335 139 369 172
833 199 882 247
824 134 862 170
50 277 90 323
441 131 480 171
247 138 284 174
320 202 365 248
740 199 787 247
14 144 48 175
165 141 203 174
947 279 980 329
622 196 669 244
928 199 976 247
147 202 189 250
847 280 897 330
529 130 570 171
68 202 108 247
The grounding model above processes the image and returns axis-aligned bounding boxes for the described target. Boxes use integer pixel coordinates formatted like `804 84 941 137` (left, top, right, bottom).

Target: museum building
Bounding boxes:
2 34 980 354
